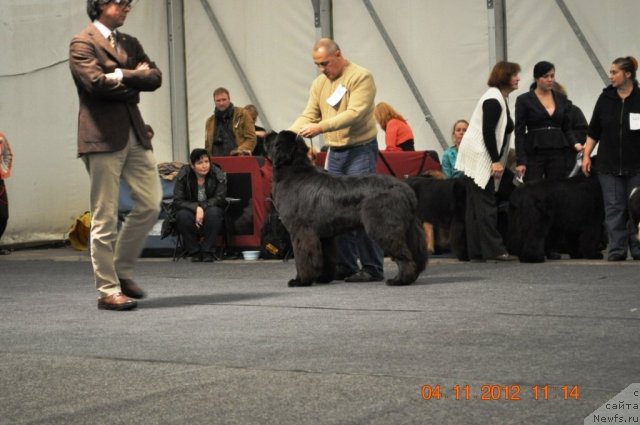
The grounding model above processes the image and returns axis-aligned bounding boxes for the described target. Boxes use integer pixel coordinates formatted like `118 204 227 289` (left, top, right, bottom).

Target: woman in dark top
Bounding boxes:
582 56 640 261
173 149 227 262
515 61 577 182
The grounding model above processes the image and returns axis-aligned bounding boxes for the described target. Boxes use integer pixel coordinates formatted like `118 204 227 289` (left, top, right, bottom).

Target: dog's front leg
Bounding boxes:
287 231 321 287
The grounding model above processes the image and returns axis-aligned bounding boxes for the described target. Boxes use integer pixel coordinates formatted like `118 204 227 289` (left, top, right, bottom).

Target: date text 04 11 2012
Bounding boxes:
420 384 580 401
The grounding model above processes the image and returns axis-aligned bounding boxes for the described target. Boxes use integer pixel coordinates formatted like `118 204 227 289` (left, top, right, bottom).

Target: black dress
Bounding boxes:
515 90 577 181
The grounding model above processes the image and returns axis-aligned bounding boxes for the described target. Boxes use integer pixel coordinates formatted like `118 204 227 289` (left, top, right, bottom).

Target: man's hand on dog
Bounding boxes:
298 124 322 138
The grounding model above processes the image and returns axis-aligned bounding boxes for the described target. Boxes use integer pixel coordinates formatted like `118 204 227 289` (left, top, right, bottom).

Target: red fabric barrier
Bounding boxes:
213 151 440 249
211 156 267 249
314 150 441 177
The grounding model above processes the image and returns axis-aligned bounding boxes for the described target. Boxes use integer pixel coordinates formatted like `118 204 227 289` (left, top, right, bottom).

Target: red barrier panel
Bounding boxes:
314 150 441 177
214 151 440 250
211 156 267 250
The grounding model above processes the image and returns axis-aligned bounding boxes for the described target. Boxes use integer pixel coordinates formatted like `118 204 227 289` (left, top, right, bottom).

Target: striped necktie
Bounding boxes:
108 33 117 50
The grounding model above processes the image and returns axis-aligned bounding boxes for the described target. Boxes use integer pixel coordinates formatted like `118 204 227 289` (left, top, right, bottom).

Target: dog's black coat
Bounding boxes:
507 174 604 262
405 176 468 260
268 131 427 286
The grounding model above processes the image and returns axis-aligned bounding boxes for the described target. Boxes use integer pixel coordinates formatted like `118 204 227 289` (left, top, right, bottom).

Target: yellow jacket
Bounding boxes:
290 61 377 148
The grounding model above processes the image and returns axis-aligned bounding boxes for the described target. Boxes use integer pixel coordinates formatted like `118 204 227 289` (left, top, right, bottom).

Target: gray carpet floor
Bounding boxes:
1 247 638 424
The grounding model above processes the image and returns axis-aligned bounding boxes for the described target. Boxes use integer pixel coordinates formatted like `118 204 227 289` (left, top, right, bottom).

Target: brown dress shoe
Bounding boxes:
98 293 137 311
119 278 146 299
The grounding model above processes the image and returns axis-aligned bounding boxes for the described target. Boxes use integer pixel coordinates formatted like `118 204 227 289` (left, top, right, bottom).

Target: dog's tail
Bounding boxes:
407 216 428 274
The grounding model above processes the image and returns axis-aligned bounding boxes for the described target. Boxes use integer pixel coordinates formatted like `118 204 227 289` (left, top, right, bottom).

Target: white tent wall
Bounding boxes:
0 0 639 246
332 0 491 152
0 1 171 246
183 0 317 148
185 0 490 154
507 0 640 126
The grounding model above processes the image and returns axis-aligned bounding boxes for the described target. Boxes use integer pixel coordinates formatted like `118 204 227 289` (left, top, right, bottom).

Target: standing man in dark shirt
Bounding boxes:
69 0 162 310
204 88 256 156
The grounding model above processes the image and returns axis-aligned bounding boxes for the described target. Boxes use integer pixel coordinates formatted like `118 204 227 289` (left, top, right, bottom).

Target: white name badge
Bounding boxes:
630 112 640 130
326 84 347 107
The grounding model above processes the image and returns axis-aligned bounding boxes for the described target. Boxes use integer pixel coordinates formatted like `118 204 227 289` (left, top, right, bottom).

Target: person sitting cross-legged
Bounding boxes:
173 148 227 262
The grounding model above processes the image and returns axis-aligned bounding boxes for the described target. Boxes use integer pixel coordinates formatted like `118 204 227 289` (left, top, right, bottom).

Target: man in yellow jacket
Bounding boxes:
290 38 384 283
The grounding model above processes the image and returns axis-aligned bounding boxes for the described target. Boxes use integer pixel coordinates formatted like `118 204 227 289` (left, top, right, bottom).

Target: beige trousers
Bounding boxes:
83 130 161 297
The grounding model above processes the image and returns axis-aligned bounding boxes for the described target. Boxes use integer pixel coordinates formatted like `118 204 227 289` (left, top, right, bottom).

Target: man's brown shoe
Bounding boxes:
119 278 146 299
98 293 137 311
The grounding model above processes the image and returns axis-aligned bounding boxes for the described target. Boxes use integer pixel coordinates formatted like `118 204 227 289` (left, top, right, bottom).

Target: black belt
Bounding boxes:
529 126 561 131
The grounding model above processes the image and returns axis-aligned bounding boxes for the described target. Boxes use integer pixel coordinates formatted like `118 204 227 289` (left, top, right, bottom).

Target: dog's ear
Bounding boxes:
264 130 279 158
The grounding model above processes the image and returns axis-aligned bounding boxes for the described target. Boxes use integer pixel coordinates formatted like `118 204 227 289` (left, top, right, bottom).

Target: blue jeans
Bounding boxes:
327 140 384 276
598 173 640 258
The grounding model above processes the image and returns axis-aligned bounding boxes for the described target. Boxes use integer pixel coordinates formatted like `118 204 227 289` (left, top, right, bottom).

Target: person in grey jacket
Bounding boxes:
173 149 227 262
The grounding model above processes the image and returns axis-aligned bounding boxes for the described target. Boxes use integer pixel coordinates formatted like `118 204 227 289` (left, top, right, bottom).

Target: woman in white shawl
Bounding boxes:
455 61 520 261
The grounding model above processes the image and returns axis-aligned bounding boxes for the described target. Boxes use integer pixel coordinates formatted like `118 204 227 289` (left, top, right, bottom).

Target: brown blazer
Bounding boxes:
69 23 162 156
204 107 256 156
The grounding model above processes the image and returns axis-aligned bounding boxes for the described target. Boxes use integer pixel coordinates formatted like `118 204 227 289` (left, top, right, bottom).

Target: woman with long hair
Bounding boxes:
374 102 415 151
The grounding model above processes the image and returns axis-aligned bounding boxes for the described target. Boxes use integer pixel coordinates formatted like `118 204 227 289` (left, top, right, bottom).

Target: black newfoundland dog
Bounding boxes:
268 130 427 287
405 174 468 261
507 174 605 262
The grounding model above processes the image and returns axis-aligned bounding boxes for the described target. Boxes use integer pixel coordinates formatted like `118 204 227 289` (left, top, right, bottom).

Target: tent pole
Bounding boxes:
555 0 608 86
199 0 272 130
487 0 506 64
312 0 333 39
166 0 189 162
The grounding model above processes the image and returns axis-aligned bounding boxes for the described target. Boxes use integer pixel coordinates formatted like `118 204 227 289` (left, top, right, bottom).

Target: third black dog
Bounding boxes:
508 174 605 262
405 174 468 261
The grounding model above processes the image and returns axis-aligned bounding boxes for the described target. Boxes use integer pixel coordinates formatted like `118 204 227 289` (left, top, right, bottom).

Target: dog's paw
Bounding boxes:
315 274 334 284
385 278 413 286
288 278 312 287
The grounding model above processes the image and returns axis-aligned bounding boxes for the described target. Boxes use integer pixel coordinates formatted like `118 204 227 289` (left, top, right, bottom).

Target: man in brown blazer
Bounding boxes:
69 0 162 311
204 87 256 156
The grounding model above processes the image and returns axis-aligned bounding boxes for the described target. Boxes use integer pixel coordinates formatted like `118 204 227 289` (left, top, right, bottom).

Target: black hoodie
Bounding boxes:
588 84 640 175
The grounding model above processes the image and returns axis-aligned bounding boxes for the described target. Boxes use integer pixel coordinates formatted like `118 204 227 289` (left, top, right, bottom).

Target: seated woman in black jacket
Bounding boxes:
174 148 227 262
